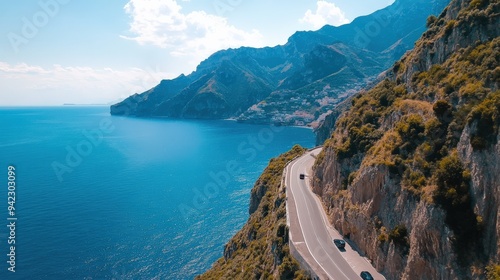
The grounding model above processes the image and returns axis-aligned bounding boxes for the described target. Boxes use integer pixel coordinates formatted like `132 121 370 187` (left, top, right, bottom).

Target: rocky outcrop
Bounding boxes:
397 0 500 85
312 0 500 279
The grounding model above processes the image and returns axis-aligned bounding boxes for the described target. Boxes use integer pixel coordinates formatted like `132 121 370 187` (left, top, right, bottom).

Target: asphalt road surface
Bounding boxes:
286 148 385 280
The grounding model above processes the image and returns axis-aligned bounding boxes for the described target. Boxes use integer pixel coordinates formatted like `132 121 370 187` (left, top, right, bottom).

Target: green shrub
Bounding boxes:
434 152 482 262
426 15 438 28
336 125 382 160
403 170 426 192
467 91 500 150
434 154 469 203
363 111 381 125
378 232 388 243
459 81 486 99
395 115 426 158
394 85 408 97
433 100 452 117
334 80 405 160
487 263 500 280
278 256 300 279
444 20 457 35
470 0 485 9
396 114 425 141
429 65 447 81
389 224 409 249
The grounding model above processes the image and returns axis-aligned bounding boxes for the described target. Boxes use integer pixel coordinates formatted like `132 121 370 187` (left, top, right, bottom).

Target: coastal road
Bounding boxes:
286 148 385 280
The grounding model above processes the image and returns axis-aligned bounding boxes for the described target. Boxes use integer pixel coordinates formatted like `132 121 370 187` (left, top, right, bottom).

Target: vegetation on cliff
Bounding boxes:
197 145 310 280
487 263 500 280
314 0 499 278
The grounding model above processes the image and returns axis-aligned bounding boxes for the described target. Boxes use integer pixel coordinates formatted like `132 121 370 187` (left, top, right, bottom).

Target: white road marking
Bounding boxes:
288 151 352 280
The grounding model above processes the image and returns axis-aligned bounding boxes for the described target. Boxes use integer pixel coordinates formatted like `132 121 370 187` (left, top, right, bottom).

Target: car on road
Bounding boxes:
299 174 305 179
360 271 374 280
333 239 345 249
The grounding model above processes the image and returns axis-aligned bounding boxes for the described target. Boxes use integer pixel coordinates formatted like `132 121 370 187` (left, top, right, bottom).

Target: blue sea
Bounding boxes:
0 106 315 279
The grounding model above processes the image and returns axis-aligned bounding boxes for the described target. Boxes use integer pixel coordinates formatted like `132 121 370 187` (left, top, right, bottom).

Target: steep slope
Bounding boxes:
111 49 278 119
197 146 310 280
153 58 276 119
110 74 193 117
111 0 449 125
312 0 499 279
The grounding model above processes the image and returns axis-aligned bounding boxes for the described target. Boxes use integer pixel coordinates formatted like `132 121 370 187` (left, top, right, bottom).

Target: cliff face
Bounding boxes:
399 0 499 84
313 147 463 279
313 0 499 279
197 146 310 280
459 125 500 262
111 0 449 126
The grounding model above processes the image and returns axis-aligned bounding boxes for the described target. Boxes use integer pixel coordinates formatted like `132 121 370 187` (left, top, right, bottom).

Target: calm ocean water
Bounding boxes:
0 106 315 279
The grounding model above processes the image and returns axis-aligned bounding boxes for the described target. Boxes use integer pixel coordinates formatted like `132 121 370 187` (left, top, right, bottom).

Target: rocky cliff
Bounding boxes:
111 0 449 126
312 0 499 279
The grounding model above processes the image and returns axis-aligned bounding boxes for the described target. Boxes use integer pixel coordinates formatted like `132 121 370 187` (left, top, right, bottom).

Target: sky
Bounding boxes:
0 0 394 106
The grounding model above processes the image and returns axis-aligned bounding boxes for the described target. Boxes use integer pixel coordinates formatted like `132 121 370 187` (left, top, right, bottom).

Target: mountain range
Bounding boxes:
110 0 449 127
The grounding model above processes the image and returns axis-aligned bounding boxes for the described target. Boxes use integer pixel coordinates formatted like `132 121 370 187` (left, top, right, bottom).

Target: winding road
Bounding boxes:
286 148 385 280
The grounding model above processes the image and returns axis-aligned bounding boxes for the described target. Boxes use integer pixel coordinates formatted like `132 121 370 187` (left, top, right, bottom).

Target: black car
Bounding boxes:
299 174 305 179
360 271 374 280
333 239 346 249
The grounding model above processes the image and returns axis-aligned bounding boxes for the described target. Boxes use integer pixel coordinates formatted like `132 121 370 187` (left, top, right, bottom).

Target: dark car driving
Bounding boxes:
299 174 305 179
333 239 345 249
360 271 374 280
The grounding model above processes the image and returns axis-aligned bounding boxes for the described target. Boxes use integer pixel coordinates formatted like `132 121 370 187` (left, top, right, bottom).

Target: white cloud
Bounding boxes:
121 0 263 65
0 61 173 106
300 1 350 29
